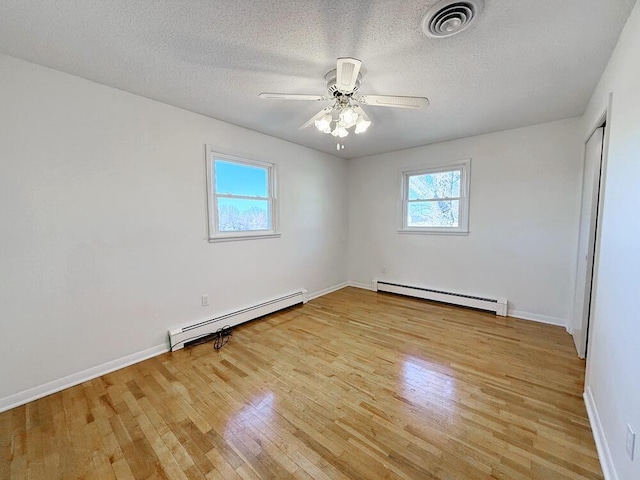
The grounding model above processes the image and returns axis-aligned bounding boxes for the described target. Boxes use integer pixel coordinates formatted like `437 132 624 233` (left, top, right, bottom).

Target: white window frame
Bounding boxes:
399 159 471 235
206 147 280 242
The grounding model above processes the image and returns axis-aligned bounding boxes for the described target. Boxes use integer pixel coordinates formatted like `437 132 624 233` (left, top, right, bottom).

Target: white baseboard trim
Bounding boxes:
348 281 375 291
306 281 349 301
507 309 566 328
584 386 618 480
0 344 169 413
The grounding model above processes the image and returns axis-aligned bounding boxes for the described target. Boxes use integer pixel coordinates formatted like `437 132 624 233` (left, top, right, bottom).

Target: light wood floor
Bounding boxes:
0 287 602 479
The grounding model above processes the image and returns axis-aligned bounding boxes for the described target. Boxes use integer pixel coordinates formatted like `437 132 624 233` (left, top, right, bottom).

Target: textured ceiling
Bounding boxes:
0 0 635 159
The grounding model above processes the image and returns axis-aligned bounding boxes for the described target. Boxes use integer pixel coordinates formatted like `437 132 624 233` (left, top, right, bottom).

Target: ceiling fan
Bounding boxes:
259 57 429 140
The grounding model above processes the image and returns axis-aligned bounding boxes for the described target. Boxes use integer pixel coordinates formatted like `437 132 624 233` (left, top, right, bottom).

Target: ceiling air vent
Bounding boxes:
421 0 484 38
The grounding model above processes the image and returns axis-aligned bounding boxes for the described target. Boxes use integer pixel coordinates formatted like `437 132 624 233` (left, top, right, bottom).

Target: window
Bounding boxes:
400 159 470 235
206 148 279 242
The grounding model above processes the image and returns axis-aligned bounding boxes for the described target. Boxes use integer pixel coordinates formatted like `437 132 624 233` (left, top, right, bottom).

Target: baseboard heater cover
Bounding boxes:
373 280 507 316
168 289 307 351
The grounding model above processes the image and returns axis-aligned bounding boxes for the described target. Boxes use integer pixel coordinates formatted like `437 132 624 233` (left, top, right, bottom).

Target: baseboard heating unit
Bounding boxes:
373 280 507 316
168 289 307 351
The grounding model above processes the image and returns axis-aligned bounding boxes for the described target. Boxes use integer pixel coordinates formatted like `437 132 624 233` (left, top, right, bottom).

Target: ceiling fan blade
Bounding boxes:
259 93 327 101
336 57 362 94
356 94 429 109
299 107 332 130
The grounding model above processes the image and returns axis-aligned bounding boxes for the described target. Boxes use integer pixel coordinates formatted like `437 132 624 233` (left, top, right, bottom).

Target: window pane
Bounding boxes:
215 160 268 197
218 198 270 232
407 200 459 227
408 170 461 200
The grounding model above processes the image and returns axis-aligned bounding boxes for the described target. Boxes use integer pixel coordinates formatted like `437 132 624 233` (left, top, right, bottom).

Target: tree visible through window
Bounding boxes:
408 169 461 227
401 160 470 234
206 149 279 241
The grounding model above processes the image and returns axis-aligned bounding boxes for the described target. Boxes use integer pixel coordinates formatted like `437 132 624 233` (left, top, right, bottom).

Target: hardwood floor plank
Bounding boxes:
0 288 602 479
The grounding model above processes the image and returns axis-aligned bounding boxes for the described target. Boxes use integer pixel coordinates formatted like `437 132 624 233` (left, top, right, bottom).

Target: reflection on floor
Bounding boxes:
0 287 602 479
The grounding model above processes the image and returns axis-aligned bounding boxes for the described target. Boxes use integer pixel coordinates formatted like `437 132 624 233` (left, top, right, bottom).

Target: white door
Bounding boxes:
572 126 604 358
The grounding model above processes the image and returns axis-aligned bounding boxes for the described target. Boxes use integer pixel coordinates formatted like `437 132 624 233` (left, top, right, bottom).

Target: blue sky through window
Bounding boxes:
215 160 268 197
213 158 272 232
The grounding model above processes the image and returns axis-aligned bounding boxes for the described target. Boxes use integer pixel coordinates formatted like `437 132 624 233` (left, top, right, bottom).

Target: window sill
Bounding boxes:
398 229 469 236
209 232 281 243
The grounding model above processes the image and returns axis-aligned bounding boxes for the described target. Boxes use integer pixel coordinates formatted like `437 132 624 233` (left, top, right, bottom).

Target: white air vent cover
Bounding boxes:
421 0 484 38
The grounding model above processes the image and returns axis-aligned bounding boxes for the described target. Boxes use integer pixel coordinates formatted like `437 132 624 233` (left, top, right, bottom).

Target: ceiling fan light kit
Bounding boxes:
259 57 428 141
316 103 369 138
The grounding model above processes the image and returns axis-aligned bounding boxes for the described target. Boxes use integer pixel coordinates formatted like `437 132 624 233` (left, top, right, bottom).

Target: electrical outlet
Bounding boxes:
627 424 636 460
381 266 387 274
201 294 209 307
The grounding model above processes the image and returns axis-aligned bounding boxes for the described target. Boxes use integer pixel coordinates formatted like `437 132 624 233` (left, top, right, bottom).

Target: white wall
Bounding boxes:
581 2 640 479
0 54 348 408
348 118 583 325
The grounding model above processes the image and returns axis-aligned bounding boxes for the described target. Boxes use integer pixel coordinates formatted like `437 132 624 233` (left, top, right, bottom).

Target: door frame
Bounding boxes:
574 93 613 362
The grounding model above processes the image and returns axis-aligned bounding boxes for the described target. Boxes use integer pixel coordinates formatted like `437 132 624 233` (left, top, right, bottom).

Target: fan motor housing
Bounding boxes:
325 69 362 97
